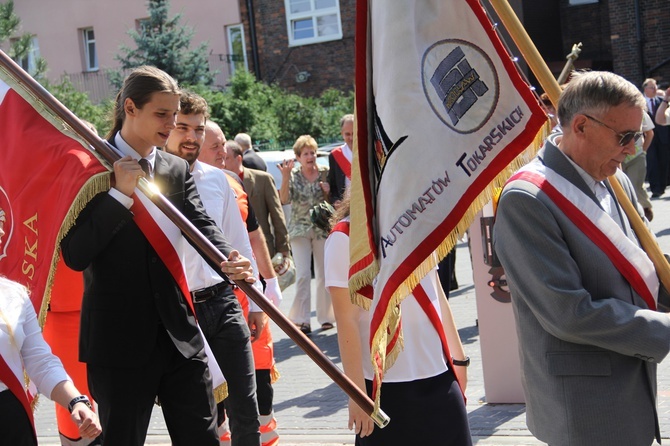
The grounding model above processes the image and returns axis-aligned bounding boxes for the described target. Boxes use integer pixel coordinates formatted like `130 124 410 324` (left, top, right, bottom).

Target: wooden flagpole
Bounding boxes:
0 50 390 428
487 0 670 296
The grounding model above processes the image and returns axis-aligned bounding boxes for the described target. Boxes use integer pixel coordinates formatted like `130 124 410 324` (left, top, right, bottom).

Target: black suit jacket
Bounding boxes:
649 96 670 145
242 149 268 172
327 149 347 204
61 149 234 367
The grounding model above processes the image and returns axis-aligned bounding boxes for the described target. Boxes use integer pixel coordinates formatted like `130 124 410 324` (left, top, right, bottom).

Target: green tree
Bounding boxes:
316 88 355 139
110 0 214 88
193 71 279 144
192 71 354 150
273 92 319 142
46 77 112 136
0 0 46 79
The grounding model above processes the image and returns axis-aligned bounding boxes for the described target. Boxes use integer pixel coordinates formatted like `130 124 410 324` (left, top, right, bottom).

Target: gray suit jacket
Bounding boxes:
242 167 290 257
493 140 670 446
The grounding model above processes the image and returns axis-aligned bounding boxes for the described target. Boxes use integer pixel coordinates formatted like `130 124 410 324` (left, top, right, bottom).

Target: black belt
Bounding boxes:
191 281 229 303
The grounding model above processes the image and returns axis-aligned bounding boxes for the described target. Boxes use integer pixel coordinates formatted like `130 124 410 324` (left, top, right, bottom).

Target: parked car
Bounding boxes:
315 141 344 153
258 148 332 190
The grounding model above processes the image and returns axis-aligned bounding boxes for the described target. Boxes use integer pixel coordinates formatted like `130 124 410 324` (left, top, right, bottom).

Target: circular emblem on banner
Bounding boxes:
0 186 13 261
422 39 499 134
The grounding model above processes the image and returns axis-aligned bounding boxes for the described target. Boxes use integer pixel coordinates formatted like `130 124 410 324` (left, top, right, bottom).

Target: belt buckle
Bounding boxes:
192 283 222 303
192 290 208 304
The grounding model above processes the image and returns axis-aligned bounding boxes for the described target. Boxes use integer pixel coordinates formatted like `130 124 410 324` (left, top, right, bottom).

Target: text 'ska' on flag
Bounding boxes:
349 0 547 411
0 74 109 323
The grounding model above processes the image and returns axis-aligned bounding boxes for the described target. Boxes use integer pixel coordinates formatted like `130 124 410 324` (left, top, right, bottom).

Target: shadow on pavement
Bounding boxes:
274 329 341 365
656 228 670 238
449 283 475 297
274 382 347 418
466 403 528 438
458 323 479 347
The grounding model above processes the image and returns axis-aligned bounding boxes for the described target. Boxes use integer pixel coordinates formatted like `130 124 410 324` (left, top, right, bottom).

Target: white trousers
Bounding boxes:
288 229 334 326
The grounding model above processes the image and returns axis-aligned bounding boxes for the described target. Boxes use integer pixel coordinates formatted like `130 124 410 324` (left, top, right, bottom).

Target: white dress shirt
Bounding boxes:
341 143 353 189
185 161 262 311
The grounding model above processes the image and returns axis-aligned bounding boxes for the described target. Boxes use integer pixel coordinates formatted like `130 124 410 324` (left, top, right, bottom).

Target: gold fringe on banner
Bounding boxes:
0 65 114 327
39 173 111 327
368 120 550 414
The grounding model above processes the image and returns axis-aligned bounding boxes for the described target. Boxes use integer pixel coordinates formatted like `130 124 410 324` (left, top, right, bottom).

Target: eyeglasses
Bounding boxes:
583 114 642 147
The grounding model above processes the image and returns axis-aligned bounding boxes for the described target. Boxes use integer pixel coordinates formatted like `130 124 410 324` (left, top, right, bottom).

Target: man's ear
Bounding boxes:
572 114 587 136
124 98 137 116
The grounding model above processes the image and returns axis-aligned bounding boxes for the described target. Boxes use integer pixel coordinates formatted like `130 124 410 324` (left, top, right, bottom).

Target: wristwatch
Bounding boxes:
67 395 92 413
452 356 470 367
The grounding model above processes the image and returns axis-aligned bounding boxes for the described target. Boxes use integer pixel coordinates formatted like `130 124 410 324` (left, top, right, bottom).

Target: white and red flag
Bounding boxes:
348 0 548 412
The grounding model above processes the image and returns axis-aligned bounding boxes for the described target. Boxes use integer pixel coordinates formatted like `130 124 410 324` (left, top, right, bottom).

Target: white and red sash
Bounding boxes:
508 161 659 310
132 189 226 391
330 147 351 180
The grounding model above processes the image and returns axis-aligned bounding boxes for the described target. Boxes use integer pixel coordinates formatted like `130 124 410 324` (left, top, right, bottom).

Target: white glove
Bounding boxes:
263 276 283 306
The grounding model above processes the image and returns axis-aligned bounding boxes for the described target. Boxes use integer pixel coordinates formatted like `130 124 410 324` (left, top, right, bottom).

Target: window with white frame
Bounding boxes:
11 36 40 73
226 24 248 76
285 0 342 47
82 28 98 71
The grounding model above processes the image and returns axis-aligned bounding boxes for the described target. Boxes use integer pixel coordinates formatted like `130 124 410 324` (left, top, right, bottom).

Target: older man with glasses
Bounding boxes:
493 71 670 446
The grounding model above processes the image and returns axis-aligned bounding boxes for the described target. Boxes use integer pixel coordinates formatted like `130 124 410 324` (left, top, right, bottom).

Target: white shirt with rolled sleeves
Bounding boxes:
185 160 263 311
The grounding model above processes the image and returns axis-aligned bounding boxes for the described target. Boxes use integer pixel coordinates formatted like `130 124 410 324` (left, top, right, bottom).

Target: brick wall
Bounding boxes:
558 0 670 88
632 0 670 88
239 0 355 97
559 0 613 74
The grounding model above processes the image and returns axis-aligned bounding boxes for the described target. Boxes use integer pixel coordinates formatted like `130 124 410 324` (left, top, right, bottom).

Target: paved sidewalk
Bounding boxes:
35 192 670 445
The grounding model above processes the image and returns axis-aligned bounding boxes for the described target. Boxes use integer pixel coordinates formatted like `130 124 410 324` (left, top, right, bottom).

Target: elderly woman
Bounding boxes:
278 135 335 334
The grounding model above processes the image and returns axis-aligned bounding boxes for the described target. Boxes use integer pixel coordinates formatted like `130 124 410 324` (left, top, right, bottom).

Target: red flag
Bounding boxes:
349 0 548 412
0 78 109 321
0 65 228 401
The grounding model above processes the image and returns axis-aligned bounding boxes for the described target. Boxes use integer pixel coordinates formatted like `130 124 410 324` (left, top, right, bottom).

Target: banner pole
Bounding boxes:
487 0 670 296
0 49 390 428
486 0 563 106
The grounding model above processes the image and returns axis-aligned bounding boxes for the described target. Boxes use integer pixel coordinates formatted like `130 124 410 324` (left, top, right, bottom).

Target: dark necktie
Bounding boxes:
138 158 152 178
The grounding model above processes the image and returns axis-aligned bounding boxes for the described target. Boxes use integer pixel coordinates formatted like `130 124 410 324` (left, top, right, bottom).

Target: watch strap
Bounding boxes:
67 395 92 413
452 356 470 367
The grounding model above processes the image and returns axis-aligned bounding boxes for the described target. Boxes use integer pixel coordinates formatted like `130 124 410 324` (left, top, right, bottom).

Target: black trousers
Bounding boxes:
438 247 458 298
646 137 669 195
0 390 36 446
359 370 472 446
255 369 274 415
87 327 218 446
195 287 261 446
